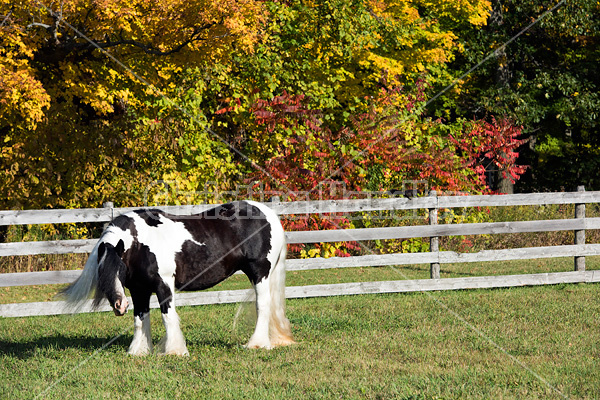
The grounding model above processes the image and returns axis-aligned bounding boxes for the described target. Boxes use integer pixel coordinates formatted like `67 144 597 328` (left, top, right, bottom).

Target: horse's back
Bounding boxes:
171 201 283 290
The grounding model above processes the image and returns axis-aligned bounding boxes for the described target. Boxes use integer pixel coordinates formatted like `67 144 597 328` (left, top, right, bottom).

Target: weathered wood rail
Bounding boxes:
1 188 599 317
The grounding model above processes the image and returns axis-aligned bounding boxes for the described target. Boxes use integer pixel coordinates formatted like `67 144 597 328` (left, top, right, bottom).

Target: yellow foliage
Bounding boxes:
363 0 491 86
0 0 262 209
0 66 50 130
0 10 51 133
1 0 265 118
0 0 493 210
300 242 348 259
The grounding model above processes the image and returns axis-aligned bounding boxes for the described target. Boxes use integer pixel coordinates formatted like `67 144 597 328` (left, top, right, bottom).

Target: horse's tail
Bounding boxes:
60 239 102 312
268 237 295 346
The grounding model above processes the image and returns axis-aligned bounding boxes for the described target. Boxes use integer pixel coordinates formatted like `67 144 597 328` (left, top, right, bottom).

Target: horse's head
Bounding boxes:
95 240 129 316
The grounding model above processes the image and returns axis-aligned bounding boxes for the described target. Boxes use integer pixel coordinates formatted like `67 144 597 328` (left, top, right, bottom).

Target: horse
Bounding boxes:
62 200 294 355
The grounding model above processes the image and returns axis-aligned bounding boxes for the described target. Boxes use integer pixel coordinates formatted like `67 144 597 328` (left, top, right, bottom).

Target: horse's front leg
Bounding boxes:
128 289 153 356
156 279 189 356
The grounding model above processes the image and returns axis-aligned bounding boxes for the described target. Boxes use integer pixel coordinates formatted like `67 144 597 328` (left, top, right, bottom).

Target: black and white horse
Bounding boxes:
62 201 294 355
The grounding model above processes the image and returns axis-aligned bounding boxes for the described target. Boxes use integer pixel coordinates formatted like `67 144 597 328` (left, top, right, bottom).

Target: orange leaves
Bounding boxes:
2 0 266 120
0 0 267 209
0 65 50 132
0 3 50 132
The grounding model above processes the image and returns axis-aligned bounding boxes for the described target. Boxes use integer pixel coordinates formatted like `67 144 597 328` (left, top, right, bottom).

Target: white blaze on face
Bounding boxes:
100 223 135 316
95 224 134 316
114 275 129 315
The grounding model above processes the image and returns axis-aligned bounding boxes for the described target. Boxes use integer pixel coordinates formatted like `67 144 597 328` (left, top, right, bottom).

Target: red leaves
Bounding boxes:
215 98 241 115
449 117 529 189
244 88 528 255
250 91 316 132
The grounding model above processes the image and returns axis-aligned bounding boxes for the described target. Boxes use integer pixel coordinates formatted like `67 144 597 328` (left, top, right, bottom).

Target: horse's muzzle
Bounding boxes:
113 298 129 316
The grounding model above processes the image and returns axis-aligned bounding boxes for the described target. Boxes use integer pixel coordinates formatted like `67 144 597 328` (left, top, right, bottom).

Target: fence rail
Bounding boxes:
1 189 599 317
3 218 600 257
2 191 600 226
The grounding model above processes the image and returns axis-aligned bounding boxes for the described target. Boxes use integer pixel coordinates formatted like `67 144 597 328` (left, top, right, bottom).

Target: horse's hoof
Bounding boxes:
128 348 151 356
244 341 272 350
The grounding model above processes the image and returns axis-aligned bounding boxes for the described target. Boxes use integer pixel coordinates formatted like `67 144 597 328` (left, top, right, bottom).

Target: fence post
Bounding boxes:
103 201 114 228
574 186 586 272
429 190 440 279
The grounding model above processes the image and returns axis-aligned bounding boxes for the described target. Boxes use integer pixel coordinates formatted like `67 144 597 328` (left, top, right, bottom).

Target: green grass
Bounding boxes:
1 283 599 399
2 201 599 397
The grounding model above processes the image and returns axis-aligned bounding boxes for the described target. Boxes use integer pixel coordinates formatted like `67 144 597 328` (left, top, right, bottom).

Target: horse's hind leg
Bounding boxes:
156 278 189 356
245 248 295 349
245 258 281 349
245 275 273 349
267 244 295 347
128 289 153 356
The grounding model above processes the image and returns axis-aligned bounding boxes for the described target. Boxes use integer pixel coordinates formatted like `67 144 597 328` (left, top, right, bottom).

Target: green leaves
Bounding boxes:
438 0 600 191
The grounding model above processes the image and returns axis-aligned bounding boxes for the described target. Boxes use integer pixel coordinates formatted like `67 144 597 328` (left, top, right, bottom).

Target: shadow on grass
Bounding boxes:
0 335 131 359
0 333 242 359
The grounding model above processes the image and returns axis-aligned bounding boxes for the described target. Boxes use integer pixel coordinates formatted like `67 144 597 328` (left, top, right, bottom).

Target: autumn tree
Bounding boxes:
1 0 499 211
434 0 600 191
0 0 263 208
208 0 494 190
213 0 492 128
242 85 527 257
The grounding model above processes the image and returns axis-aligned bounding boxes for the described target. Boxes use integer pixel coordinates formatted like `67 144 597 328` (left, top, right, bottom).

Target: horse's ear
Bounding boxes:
115 239 125 256
98 242 106 262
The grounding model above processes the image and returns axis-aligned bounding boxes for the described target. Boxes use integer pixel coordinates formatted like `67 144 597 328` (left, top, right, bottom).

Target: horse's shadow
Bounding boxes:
0 335 130 359
0 334 238 359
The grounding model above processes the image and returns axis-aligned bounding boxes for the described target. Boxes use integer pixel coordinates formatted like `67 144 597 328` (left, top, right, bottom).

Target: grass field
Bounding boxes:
1 259 600 399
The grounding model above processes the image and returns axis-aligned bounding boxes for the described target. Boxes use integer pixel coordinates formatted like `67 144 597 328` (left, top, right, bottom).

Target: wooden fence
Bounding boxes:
1 188 600 318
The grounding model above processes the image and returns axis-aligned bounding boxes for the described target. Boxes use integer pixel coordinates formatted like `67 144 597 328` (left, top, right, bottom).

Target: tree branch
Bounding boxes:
27 22 51 29
30 6 224 66
0 10 12 28
63 21 220 57
99 27 211 56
